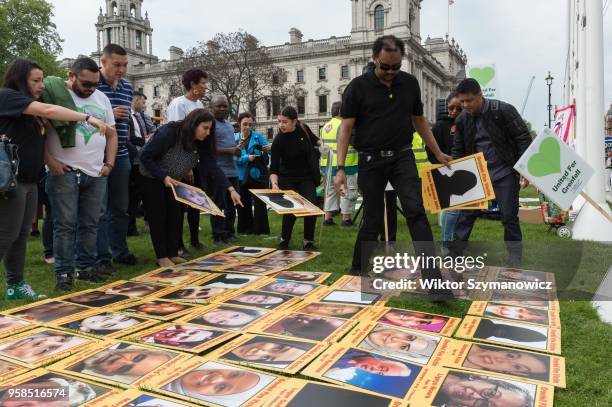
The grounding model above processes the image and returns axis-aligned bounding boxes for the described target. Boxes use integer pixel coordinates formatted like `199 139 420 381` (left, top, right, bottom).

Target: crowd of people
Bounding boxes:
0 34 532 302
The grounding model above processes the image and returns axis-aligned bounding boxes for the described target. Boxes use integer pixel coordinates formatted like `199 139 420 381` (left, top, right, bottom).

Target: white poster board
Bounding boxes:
467 64 498 98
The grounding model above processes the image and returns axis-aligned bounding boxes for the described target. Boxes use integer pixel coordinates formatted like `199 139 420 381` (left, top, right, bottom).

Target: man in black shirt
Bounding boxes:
335 36 452 295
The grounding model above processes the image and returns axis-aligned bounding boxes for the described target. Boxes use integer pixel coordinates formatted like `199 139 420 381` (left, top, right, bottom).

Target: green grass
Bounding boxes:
2 203 611 406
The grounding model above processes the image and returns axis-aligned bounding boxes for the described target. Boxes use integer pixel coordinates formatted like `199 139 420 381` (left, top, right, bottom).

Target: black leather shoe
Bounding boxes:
55 274 73 292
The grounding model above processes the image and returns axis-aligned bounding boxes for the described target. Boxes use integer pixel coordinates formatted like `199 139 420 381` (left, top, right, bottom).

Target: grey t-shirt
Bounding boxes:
474 99 514 182
215 119 238 178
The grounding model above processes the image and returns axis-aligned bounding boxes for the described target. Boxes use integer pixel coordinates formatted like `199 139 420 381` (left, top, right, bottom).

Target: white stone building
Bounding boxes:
87 0 467 136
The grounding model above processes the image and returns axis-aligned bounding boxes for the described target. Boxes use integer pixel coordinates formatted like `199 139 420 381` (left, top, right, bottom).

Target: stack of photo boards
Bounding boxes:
422 152 495 213
0 246 564 406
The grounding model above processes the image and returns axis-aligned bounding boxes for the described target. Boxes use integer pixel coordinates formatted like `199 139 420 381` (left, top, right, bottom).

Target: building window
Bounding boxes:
297 96 306 115
374 5 385 31
112 2 118 15
138 87 144 93
319 95 328 114
272 73 280 85
272 95 281 116
130 4 136 18
154 109 161 117
135 31 142 50
153 86 160 97
106 28 112 45
318 67 326 81
341 65 349 80
266 99 272 118
296 69 304 83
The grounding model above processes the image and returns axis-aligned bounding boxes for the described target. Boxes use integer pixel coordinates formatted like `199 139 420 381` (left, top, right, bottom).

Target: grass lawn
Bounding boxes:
1 198 611 406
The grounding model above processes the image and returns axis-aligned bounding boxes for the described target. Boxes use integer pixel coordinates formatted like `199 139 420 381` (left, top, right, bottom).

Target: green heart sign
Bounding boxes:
469 67 496 87
527 137 561 177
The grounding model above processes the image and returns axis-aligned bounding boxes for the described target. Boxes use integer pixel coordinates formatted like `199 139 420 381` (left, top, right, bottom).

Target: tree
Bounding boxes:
0 0 65 80
171 31 291 120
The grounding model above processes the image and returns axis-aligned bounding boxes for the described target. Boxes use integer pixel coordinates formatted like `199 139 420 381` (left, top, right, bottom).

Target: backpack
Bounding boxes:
0 135 19 194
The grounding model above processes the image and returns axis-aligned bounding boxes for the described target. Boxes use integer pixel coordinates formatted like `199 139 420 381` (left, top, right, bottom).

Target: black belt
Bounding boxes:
359 145 412 158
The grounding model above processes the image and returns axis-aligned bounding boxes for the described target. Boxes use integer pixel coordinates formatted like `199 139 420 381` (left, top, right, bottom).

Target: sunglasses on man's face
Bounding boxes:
378 61 402 71
76 77 99 89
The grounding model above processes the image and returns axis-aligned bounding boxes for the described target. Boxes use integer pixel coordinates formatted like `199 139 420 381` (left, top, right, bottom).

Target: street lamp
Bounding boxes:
545 71 554 128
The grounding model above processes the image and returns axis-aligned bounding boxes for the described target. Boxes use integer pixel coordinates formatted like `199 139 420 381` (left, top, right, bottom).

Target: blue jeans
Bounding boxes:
46 171 107 276
440 210 461 255
96 156 132 262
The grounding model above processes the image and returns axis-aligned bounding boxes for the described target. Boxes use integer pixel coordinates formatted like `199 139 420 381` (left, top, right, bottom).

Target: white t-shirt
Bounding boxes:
47 89 115 177
166 95 204 121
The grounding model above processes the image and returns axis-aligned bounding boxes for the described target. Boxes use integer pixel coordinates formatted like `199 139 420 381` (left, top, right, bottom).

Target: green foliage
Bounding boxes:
0 0 65 80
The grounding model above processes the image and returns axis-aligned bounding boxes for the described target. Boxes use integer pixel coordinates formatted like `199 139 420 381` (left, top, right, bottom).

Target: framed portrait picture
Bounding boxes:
5 300 90 325
0 328 96 367
250 189 310 214
273 270 331 284
196 273 263 289
112 300 196 321
223 246 276 258
209 333 328 374
0 368 122 406
0 357 30 383
101 280 171 299
92 389 199 406
254 279 323 297
171 181 224 217
49 341 189 389
0 315 36 339
176 304 268 331
293 301 371 320
52 310 157 338
130 268 208 286
468 301 560 327
223 290 301 311
123 323 238 354
59 289 135 308
159 285 235 304
250 311 354 343
370 307 461 336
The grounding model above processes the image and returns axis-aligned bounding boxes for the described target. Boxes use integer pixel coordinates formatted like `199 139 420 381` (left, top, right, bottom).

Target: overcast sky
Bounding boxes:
49 0 611 129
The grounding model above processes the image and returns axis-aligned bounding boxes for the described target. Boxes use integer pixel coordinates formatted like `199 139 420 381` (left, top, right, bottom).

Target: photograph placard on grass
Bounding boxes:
171 181 224 217
254 378 402 407
250 311 355 343
273 270 331 284
406 365 554 407
219 262 286 276
293 301 372 320
250 189 324 216
342 321 444 366
100 280 173 299
48 340 189 389
223 246 276 258
455 316 561 354
175 304 269 331
122 322 238 354
0 327 97 367
252 279 325 298
141 357 284 407
159 285 236 305
0 315 37 339
58 288 136 309
0 368 122 406
301 344 424 402
111 299 197 321
51 309 157 338
467 301 560 328
309 287 386 306
130 267 209 286
263 250 321 262
4 299 91 325
195 272 265 289
91 388 200 406
0 357 31 383
222 290 302 311
430 337 566 388
175 253 249 271
370 307 461 336
208 333 328 374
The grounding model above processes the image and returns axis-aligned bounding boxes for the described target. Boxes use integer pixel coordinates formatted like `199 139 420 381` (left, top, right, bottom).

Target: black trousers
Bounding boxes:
141 177 181 259
128 164 145 232
210 177 239 241
278 177 317 242
352 150 440 279
452 172 522 262
237 180 270 235
178 168 202 248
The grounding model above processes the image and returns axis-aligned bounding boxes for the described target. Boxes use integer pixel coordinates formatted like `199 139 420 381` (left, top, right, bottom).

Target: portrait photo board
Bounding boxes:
50 309 158 339
130 267 209 286
87 388 200 407
0 315 37 340
221 289 303 311
369 307 461 337
57 288 137 309
273 270 331 284
207 333 329 374
110 299 197 321
174 303 269 332
0 357 31 384
171 181 224 217
455 315 561 354
292 301 373 320
467 301 561 328
99 280 174 299
158 284 237 305
250 189 325 216
429 337 566 388
4 299 92 325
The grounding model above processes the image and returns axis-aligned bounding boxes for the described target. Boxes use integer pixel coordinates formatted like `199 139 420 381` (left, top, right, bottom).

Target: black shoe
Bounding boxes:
303 242 317 251
213 240 229 248
190 241 204 250
341 219 354 227
348 267 363 276
278 240 289 250
94 261 116 277
223 236 237 243
55 274 73 292
127 229 140 236
30 230 40 237
77 266 110 283
113 254 137 265
323 219 336 226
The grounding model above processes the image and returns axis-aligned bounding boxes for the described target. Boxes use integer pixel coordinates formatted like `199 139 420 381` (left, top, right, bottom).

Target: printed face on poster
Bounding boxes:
514 128 594 210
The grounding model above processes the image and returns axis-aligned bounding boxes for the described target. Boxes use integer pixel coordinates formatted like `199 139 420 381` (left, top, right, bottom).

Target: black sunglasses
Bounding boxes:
378 61 402 71
76 76 99 89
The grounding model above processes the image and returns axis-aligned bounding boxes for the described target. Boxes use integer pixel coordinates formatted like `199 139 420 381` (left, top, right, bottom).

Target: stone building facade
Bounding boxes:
87 0 467 136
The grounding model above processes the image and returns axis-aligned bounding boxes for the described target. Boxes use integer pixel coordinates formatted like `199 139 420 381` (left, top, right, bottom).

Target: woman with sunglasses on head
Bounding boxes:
0 58 108 300
270 106 322 250
139 108 242 267
426 91 463 256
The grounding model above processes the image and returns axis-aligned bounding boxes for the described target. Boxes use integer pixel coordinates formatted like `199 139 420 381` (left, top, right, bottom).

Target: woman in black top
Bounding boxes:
0 58 107 300
140 109 241 267
269 106 321 250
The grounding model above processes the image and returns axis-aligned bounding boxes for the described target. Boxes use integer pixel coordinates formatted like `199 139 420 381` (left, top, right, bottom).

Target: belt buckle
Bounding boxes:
380 150 394 158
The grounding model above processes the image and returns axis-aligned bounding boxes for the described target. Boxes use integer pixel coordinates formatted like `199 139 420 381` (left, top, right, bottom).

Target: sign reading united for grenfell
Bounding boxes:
467 64 498 98
514 128 594 210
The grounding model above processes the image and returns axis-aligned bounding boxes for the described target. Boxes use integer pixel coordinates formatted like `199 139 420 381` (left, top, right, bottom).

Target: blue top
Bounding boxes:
235 131 270 181
215 119 238 178
97 73 133 159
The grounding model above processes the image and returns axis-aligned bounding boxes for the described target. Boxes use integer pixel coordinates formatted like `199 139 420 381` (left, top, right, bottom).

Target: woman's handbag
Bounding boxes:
0 135 19 194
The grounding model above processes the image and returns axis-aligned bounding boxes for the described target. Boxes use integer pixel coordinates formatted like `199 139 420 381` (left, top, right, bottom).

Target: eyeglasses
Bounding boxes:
76 77 99 89
448 106 463 112
378 61 402 71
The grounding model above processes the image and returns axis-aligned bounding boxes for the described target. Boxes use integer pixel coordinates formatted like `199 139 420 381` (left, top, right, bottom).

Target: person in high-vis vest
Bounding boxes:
321 102 359 227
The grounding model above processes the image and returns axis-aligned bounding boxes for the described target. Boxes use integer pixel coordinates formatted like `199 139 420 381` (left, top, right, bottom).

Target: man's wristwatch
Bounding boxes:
336 165 346 172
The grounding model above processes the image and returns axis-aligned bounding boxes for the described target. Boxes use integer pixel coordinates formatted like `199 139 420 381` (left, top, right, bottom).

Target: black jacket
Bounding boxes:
452 99 532 167
427 115 455 164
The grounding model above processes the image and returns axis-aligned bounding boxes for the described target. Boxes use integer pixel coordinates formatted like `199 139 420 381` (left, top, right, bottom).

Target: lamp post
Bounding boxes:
545 71 554 128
